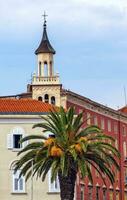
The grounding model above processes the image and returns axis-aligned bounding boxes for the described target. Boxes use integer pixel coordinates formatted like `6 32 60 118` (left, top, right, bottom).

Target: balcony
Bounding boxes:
32 75 60 85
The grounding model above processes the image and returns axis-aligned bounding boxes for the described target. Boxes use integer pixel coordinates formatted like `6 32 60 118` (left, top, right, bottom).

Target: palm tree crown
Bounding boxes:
14 107 120 200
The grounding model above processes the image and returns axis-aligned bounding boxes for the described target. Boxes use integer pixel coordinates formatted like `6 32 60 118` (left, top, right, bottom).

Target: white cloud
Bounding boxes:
0 0 127 107
0 0 127 38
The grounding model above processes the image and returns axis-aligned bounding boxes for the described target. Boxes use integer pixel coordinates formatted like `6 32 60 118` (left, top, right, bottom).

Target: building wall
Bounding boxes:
32 85 61 106
0 115 60 200
66 97 127 200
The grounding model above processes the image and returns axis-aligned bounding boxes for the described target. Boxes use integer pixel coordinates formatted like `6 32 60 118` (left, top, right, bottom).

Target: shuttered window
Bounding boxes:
7 127 28 150
108 120 111 132
123 142 127 158
12 170 25 193
103 189 106 200
48 170 60 193
87 113 91 125
93 116 98 126
101 118 105 130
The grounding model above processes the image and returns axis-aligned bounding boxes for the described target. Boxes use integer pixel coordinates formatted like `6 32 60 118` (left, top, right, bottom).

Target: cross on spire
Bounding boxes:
42 11 48 26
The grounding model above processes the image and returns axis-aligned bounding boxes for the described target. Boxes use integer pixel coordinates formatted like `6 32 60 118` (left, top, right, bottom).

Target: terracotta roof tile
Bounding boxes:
0 99 57 114
119 106 127 113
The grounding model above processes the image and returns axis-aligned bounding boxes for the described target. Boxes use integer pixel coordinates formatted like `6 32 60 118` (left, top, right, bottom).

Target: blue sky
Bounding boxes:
0 0 127 109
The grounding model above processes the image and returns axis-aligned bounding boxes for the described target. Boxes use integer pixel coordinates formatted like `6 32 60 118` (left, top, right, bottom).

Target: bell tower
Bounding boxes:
31 13 61 106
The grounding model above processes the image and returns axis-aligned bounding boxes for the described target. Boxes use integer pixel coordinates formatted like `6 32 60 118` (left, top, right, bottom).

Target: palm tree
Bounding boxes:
14 107 120 200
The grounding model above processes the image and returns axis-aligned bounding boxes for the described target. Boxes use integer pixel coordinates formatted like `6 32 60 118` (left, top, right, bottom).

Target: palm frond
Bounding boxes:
13 106 120 189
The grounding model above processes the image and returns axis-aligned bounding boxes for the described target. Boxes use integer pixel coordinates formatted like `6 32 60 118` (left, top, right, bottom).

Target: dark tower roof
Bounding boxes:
35 20 56 55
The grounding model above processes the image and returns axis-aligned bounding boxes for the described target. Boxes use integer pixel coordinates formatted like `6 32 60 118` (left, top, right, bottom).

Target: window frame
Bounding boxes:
48 170 60 193
101 118 105 130
44 94 49 103
51 96 55 105
12 169 25 193
107 120 111 132
93 115 98 126
7 127 27 151
114 122 118 134
13 134 22 149
122 125 126 136
86 112 91 125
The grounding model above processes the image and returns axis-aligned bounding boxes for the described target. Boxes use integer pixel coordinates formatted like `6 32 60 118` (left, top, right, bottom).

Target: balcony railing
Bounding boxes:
32 75 60 85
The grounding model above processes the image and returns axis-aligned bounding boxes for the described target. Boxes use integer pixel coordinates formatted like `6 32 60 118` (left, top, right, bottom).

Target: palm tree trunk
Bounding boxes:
58 166 77 200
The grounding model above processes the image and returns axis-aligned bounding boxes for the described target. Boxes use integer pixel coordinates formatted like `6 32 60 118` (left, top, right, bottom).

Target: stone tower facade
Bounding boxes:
31 18 62 106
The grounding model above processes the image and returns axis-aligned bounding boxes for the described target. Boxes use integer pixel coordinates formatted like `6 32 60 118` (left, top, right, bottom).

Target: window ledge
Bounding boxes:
11 192 27 195
12 148 22 152
47 192 60 194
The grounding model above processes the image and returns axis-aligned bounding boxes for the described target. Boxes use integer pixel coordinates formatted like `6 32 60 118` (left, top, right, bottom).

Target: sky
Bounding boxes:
0 0 127 109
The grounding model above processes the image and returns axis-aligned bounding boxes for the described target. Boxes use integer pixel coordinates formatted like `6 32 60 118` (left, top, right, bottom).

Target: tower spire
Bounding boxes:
35 12 55 55
32 14 61 107
42 11 48 27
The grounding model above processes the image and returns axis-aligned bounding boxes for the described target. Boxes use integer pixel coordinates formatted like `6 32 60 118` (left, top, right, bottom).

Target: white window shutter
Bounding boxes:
13 170 19 192
48 170 53 192
12 170 25 193
14 178 18 191
22 134 29 148
19 178 23 191
22 176 25 192
48 170 60 193
7 134 13 149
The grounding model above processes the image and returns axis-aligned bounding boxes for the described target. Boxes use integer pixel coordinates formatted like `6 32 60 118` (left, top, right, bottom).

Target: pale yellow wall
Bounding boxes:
0 116 60 200
32 85 61 107
32 51 61 107
37 53 54 76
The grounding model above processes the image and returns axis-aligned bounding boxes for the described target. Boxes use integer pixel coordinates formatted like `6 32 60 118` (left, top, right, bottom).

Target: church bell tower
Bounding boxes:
31 13 61 106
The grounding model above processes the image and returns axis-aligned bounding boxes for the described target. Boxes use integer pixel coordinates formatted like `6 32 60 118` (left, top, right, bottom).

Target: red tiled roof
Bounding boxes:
119 106 127 113
0 99 57 114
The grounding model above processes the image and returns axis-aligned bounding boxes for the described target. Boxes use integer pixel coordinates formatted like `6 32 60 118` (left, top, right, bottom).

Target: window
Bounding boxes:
123 125 126 136
88 186 92 200
116 192 119 200
51 96 55 105
108 120 111 132
114 122 118 134
96 187 100 200
39 61 41 76
80 185 84 200
7 127 27 150
48 170 60 193
38 96 43 101
44 94 49 103
109 190 113 200
101 118 105 130
13 134 22 149
93 115 98 126
12 170 25 193
44 61 48 76
86 113 91 125
123 142 127 158
49 61 53 76
103 189 106 200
